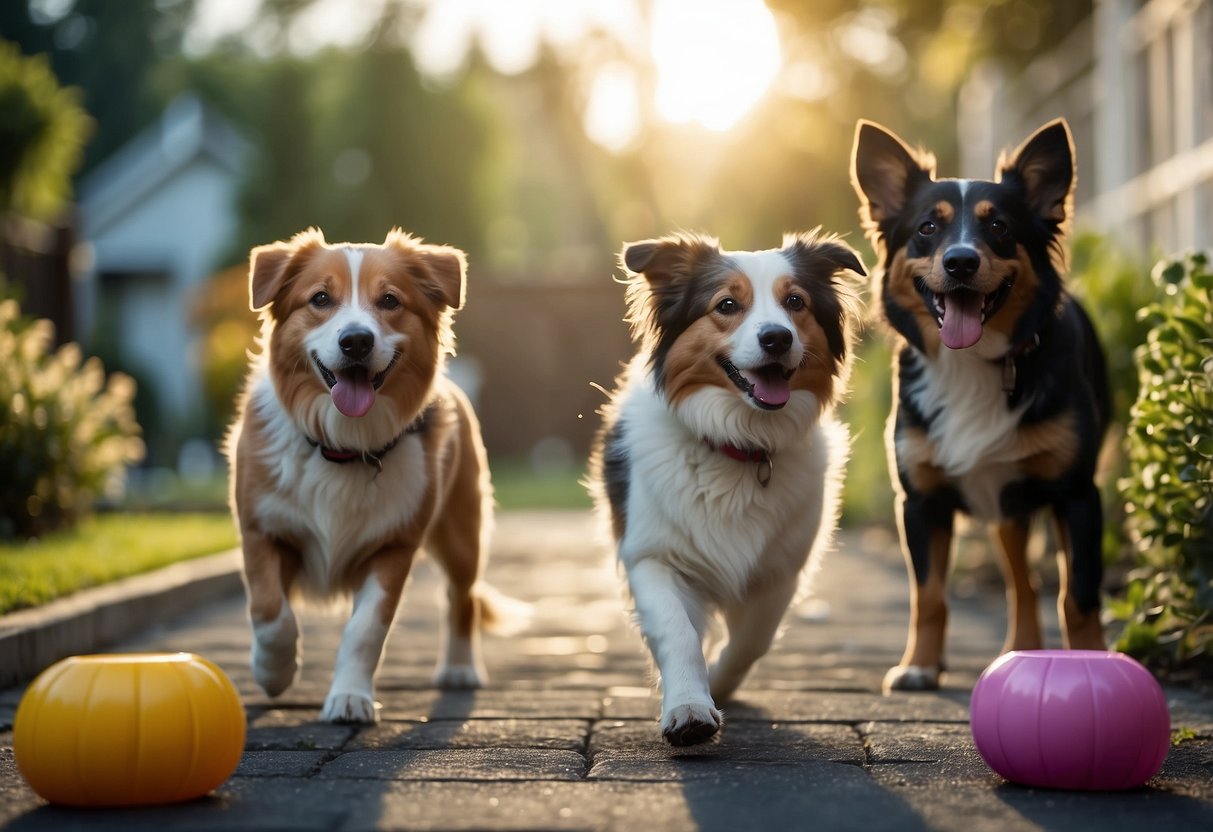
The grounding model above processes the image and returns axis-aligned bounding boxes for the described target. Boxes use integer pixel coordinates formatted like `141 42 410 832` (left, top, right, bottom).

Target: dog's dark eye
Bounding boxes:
715 298 741 315
989 219 1009 237
378 293 400 311
310 291 331 308
784 294 805 312
918 221 937 237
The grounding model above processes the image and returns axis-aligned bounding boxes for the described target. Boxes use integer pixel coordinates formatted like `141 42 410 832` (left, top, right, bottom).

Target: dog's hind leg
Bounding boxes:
1053 486 1105 650
992 516 1043 653
709 579 799 704
626 558 722 746
427 453 492 689
885 494 953 693
322 549 415 723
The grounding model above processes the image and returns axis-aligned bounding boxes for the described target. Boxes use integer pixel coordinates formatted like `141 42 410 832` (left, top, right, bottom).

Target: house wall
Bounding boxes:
78 155 240 446
958 0 1213 256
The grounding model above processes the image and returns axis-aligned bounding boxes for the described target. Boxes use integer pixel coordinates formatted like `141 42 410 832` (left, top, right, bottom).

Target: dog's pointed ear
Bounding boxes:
850 120 935 230
997 119 1075 226
620 234 721 286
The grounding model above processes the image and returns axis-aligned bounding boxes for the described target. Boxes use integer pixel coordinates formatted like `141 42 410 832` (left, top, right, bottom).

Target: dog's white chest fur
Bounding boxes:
613 365 844 603
900 347 1029 520
244 373 428 591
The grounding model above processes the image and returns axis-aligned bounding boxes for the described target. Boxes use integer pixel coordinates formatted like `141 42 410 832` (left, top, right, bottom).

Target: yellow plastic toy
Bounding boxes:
13 652 246 807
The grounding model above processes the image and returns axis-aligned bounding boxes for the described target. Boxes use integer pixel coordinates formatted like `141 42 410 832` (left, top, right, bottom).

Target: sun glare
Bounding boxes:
650 0 781 132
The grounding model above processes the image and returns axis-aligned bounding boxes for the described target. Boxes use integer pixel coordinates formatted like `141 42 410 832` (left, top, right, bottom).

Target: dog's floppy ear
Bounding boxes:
418 245 467 310
249 227 327 312
997 118 1075 227
620 234 721 286
384 229 467 310
619 234 723 348
249 244 291 311
850 120 935 231
782 230 866 363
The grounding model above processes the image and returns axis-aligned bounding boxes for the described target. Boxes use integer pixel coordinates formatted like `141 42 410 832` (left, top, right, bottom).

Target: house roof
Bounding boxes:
78 94 248 238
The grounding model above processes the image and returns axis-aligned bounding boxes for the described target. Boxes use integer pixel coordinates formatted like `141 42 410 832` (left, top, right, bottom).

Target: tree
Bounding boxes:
0 41 89 220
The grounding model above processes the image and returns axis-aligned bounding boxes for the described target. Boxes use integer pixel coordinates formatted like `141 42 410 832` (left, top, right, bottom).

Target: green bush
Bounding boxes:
0 299 145 540
1067 232 1157 564
1113 252 1213 674
0 41 90 220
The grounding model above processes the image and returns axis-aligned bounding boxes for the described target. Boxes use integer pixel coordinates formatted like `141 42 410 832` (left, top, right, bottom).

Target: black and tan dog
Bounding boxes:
850 119 1110 691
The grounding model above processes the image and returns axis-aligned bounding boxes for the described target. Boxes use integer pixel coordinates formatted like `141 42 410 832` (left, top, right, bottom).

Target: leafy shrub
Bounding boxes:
0 299 145 540
1067 232 1157 564
0 41 90 220
1114 252 1213 675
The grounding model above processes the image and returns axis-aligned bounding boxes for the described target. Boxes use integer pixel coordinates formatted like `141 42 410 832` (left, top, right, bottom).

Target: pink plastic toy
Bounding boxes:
970 650 1170 790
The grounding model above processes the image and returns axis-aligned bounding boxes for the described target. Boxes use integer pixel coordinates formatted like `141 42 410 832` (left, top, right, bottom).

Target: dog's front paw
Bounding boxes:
321 691 378 723
883 664 942 693
434 663 485 690
661 702 722 746
251 645 299 698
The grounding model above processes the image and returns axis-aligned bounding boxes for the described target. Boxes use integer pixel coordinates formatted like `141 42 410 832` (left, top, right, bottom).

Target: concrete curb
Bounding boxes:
0 548 243 688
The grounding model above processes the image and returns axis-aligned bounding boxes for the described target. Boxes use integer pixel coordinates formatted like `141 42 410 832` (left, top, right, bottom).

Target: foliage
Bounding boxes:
0 298 144 540
0 512 236 615
1068 232 1156 425
1066 232 1156 563
1113 252 1213 675
838 336 895 525
0 0 194 174
0 41 90 219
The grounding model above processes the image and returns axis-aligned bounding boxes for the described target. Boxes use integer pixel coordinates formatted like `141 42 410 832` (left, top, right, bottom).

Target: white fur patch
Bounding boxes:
722 249 803 373
245 367 429 594
302 247 404 430
613 355 845 606
899 347 1030 520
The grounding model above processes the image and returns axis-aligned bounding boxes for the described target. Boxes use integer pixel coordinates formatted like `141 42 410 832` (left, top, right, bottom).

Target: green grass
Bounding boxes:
0 457 587 616
0 513 239 616
491 459 592 511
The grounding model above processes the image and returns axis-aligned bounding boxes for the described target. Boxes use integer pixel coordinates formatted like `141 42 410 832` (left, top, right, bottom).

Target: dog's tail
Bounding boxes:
476 582 533 636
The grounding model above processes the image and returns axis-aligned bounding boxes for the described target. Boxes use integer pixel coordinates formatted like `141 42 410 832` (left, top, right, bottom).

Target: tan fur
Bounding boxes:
228 228 504 722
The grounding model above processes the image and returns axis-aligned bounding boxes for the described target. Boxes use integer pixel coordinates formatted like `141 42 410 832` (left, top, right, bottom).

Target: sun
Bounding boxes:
650 0 782 132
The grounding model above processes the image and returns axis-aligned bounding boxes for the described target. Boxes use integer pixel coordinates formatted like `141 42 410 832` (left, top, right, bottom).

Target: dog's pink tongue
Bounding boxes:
940 291 984 350
752 375 791 408
332 373 376 418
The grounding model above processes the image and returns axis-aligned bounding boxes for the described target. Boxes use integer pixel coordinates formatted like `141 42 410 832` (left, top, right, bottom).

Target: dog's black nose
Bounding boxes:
339 328 374 361
758 325 793 357
943 245 981 280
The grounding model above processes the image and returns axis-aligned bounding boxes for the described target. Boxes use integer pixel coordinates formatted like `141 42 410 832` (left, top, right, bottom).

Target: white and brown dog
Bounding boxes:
228 227 510 723
589 231 864 745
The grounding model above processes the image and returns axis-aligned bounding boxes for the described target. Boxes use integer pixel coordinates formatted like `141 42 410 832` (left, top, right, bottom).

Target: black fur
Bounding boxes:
851 118 1110 676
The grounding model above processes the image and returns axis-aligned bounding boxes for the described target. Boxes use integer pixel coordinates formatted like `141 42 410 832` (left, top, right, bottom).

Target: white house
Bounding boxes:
958 0 1213 255
75 94 247 457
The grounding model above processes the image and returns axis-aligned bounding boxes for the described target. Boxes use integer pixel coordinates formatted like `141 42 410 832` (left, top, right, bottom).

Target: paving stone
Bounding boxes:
3 513 1212 832
372 689 604 721
316 748 587 781
586 718 864 780
859 721 995 786
245 709 358 751
235 750 332 778
348 718 590 751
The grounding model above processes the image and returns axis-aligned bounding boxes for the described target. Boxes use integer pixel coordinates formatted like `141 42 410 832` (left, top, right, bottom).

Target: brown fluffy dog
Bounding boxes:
228 227 508 723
